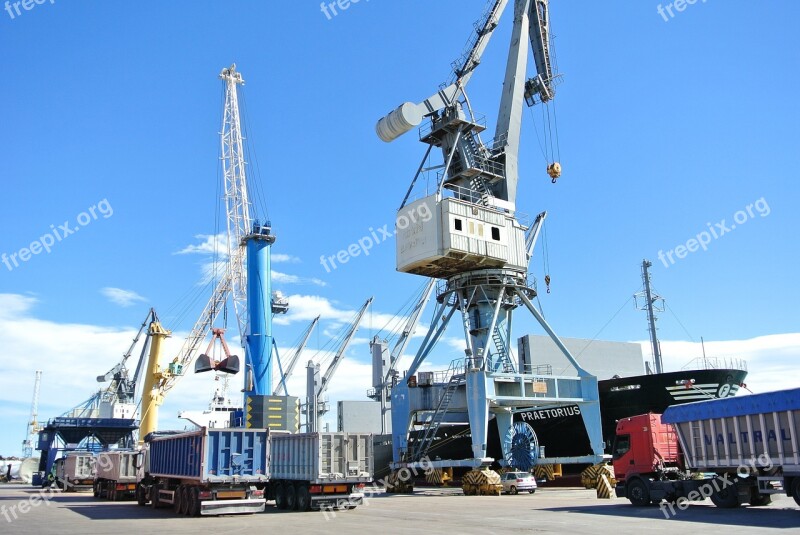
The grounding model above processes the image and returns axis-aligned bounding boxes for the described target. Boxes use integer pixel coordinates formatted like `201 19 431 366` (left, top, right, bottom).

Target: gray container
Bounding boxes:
95 451 137 482
270 432 373 484
62 453 95 480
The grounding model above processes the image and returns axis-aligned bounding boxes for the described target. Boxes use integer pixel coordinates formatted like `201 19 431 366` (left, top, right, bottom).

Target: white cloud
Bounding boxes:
637 333 800 395
175 234 228 256
199 258 229 286
177 236 317 287
272 270 327 287
272 253 300 264
101 287 147 307
0 293 37 316
273 294 398 333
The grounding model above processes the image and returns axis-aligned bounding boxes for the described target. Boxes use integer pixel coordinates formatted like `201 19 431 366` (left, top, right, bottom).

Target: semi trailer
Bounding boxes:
613 387 800 508
93 450 138 500
135 427 374 516
55 452 96 492
269 431 373 511
136 428 270 516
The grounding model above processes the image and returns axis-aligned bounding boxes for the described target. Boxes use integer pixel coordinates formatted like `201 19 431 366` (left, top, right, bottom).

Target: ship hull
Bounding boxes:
597 368 747 447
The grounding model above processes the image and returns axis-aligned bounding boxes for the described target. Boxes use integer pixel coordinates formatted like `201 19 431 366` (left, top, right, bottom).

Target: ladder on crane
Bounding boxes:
412 360 465 462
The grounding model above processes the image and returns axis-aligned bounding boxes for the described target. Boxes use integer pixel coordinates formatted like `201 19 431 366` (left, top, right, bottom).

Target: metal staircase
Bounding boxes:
412 363 465 461
491 326 516 373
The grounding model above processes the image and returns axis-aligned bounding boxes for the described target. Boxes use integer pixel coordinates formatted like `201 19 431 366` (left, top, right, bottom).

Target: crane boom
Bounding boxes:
21 370 42 458
493 0 533 205
159 264 233 395
318 298 373 398
96 308 155 404
450 0 509 87
277 316 320 395
376 1 510 143
377 0 558 206
525 0 556 105
220 64 252 341
386 280 435 384
138 317 171 444
525 210 547 260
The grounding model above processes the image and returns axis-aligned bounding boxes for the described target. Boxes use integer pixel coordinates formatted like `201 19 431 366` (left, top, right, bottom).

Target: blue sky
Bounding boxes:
1 1 799 457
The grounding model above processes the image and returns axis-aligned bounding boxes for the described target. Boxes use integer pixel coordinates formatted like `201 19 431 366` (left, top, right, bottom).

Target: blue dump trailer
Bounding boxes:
136 428 270 516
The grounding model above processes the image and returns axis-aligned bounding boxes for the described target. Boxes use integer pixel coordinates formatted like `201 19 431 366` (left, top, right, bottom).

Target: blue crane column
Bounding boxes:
244 221 275 405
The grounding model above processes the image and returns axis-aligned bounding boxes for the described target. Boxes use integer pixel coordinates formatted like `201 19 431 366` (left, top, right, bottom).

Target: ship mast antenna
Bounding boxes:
635 259 665 374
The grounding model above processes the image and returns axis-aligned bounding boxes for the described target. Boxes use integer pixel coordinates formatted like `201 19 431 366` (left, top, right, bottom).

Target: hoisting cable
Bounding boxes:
556 293 637 375
542 219 551 294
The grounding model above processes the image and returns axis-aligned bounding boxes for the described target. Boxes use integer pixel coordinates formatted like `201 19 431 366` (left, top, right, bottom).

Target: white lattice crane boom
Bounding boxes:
22 370 42 458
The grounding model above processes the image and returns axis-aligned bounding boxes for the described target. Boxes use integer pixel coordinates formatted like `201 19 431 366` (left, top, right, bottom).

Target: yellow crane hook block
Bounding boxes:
547 162 562 182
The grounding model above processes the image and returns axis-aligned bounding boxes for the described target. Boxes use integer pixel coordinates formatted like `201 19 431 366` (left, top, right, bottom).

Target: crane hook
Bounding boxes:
544 275 551 294
547 162 561 183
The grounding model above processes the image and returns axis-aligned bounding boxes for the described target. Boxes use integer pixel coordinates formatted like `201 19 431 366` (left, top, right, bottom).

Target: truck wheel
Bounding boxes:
749 485 772 506
189 487 201 517
710 479 739 509
93 481 100 498
791 479 800 507
136 485 147 506
151 484 161 509
627 479 651 507
296 485 311 512
173 485 182 513
286 483 298 511
275 482 288 510
179 486 190 516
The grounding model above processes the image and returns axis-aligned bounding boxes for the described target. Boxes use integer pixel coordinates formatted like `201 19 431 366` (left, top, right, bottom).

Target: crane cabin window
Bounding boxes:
491 227 500 241
454 218 463 232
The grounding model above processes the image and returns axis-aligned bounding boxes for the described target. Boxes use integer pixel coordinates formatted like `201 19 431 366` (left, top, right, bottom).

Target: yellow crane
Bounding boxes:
137 317 171 444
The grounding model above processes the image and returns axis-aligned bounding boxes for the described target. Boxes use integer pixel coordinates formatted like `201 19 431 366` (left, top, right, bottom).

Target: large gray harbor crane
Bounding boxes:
376 0 603 488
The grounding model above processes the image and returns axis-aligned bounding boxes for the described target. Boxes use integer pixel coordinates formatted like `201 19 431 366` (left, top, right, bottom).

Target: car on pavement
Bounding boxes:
501 471 537 494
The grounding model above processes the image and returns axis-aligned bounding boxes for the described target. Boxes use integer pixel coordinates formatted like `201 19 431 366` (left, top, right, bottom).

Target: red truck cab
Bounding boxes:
612 413 681 484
